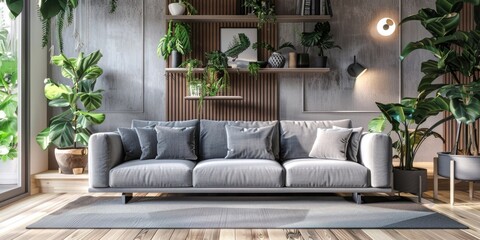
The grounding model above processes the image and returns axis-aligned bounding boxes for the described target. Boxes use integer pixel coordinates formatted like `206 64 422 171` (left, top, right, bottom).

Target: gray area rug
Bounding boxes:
27 195 467 229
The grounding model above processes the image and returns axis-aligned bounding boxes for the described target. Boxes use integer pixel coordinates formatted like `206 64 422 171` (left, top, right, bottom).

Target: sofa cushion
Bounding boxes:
136 128 157 160
193 159 284 188
109 160 195 188
200 120 280 160
309 128 353 160
155 126 197 160
225 125 275 160
279 120 352 160
333 126 363 162
117 128 142 161
283 159 368 188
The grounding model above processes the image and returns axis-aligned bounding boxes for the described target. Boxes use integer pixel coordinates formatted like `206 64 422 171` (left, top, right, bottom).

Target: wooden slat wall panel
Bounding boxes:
444 4 479 152
166 0 278 121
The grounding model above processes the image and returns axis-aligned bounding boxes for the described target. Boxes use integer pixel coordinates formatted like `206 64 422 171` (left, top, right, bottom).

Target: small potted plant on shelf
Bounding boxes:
157 21 192 68
180 58 203 97
36 50 106 175
369 97 450 200
301 22 341 68
248 62 260 77
253 41 296 68
243 0 276 28
168 0 197 16
400 0 480 183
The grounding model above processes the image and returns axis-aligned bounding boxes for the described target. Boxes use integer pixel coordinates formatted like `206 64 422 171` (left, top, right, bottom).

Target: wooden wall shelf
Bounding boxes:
185 96 244 101
165 15 331 23
166 68 330 74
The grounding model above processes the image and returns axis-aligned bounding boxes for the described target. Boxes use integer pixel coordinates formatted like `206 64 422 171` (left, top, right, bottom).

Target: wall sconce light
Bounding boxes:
347 56 367 78
377 18 396 36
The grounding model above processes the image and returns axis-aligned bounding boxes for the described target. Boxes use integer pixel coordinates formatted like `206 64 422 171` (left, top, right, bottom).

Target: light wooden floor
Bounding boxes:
1 179 480 239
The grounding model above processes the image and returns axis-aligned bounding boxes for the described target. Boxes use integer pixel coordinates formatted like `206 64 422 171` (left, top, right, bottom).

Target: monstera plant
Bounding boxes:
36 50 105 174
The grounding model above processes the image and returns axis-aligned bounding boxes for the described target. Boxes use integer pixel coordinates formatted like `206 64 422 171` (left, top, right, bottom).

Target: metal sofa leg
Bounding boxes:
121 193 133 204
352 193 363 204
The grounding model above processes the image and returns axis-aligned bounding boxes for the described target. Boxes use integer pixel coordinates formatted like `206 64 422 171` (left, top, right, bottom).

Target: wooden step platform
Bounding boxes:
31 170 89 194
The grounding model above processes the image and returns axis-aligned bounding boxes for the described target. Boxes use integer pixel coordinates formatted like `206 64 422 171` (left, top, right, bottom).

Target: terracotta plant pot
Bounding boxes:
438 152 480 181
55 148 88 175
168 3 186 16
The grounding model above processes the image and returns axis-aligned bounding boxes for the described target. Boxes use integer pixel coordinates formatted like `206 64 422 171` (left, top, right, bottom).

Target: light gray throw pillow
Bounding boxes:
155 126 197 160
225 125 276 160
118 128 143 161
309 128 353 160
333 126 363 162
135 128 157 160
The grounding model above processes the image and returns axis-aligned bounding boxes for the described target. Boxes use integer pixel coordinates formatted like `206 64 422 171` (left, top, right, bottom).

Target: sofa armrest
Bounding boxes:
88 132 124 188
359 133 392 188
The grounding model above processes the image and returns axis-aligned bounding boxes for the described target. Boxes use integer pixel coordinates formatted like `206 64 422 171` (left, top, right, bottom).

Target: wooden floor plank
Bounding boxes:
151 229 174 240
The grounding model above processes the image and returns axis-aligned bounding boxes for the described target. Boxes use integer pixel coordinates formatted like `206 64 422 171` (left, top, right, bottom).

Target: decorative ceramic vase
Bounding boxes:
168 3 186 16
171 50 182 68
268 52 286 68
318 56 328 68
297 53 310 68
55 148 88 174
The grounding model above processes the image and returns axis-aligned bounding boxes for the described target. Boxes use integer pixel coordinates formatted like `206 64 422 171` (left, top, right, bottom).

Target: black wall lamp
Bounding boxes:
347 56 367 78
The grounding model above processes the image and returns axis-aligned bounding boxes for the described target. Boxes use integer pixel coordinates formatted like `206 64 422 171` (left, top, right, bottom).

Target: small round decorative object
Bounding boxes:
268 52 286 68
377 18 396 36
168 3 186 16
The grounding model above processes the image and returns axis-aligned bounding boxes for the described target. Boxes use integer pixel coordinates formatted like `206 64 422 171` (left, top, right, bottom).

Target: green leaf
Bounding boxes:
368 115 387 133
44 81 71 100
49 116 75 148
36 127 51 150
77 111 105 124
74 128 91 146
6 0 24 18
83 66 103 80
401 38 443 60
48 98 70 107
79 91 103 111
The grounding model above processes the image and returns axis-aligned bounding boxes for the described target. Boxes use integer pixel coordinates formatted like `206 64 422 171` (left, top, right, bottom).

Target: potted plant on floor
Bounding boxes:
243 0 276 28
400 0 480 181
252 41 296 68
157 21 192 68
369 97 450 199
168 0 197 16
301 22 341 68
36 50 106 174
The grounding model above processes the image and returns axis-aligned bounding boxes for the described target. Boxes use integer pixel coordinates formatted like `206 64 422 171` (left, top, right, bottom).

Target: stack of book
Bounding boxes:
296 0 332 16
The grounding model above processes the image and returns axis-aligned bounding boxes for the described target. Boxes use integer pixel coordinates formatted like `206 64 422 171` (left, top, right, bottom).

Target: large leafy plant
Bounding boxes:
301 22 341 56
369 97 451 170
400 0 480 156
0 70 17 161
36 50 106 150
243 0 276 28
157 21 192 60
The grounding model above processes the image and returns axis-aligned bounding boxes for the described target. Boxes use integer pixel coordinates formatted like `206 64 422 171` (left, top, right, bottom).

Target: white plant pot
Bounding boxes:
189 84 201 97
168 3 186 16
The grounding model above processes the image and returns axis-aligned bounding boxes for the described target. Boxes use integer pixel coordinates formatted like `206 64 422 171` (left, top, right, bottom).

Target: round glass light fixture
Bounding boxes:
377 18 396 36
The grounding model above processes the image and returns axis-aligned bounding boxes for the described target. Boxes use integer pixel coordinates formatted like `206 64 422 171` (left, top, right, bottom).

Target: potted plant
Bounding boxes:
248 62 260 77
252 41 296 68
301 22 341 68
157 21 192 67
243 0 276 28
36 50 106 174
369 97 450 199
168 0 197 16
180 58 203 96
400 0 480 181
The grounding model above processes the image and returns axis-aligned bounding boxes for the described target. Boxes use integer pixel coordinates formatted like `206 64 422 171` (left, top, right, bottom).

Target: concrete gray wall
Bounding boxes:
47 0 439 168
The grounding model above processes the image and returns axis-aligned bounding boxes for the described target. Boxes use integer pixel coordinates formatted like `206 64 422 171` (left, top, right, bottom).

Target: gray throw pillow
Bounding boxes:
333 126 363 162
309 128 353 160
225 125 275 160
135 128 157 160
117 128 143 161
155 126 197 160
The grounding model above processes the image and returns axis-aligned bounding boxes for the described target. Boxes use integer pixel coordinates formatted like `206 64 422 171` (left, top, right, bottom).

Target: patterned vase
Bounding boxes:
268 52 286 68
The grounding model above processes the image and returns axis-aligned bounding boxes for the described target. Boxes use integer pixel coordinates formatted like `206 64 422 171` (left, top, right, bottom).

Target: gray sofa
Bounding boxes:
88 119 392 204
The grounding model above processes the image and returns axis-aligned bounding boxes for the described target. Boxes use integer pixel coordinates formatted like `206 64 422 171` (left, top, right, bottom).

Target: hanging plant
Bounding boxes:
243 0 276 28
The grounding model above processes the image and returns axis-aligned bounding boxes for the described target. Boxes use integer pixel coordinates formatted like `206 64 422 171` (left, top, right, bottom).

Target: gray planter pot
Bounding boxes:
393 167 427 196
171 50 182 68
438 152 480 181
318 56 328 68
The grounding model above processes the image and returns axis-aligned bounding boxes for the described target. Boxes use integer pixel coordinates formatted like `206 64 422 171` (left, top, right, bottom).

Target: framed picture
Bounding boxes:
220 28 257 68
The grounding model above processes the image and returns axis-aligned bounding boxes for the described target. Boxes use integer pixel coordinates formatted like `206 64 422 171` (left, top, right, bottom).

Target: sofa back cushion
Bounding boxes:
279 120 352 160
200 120 280 160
